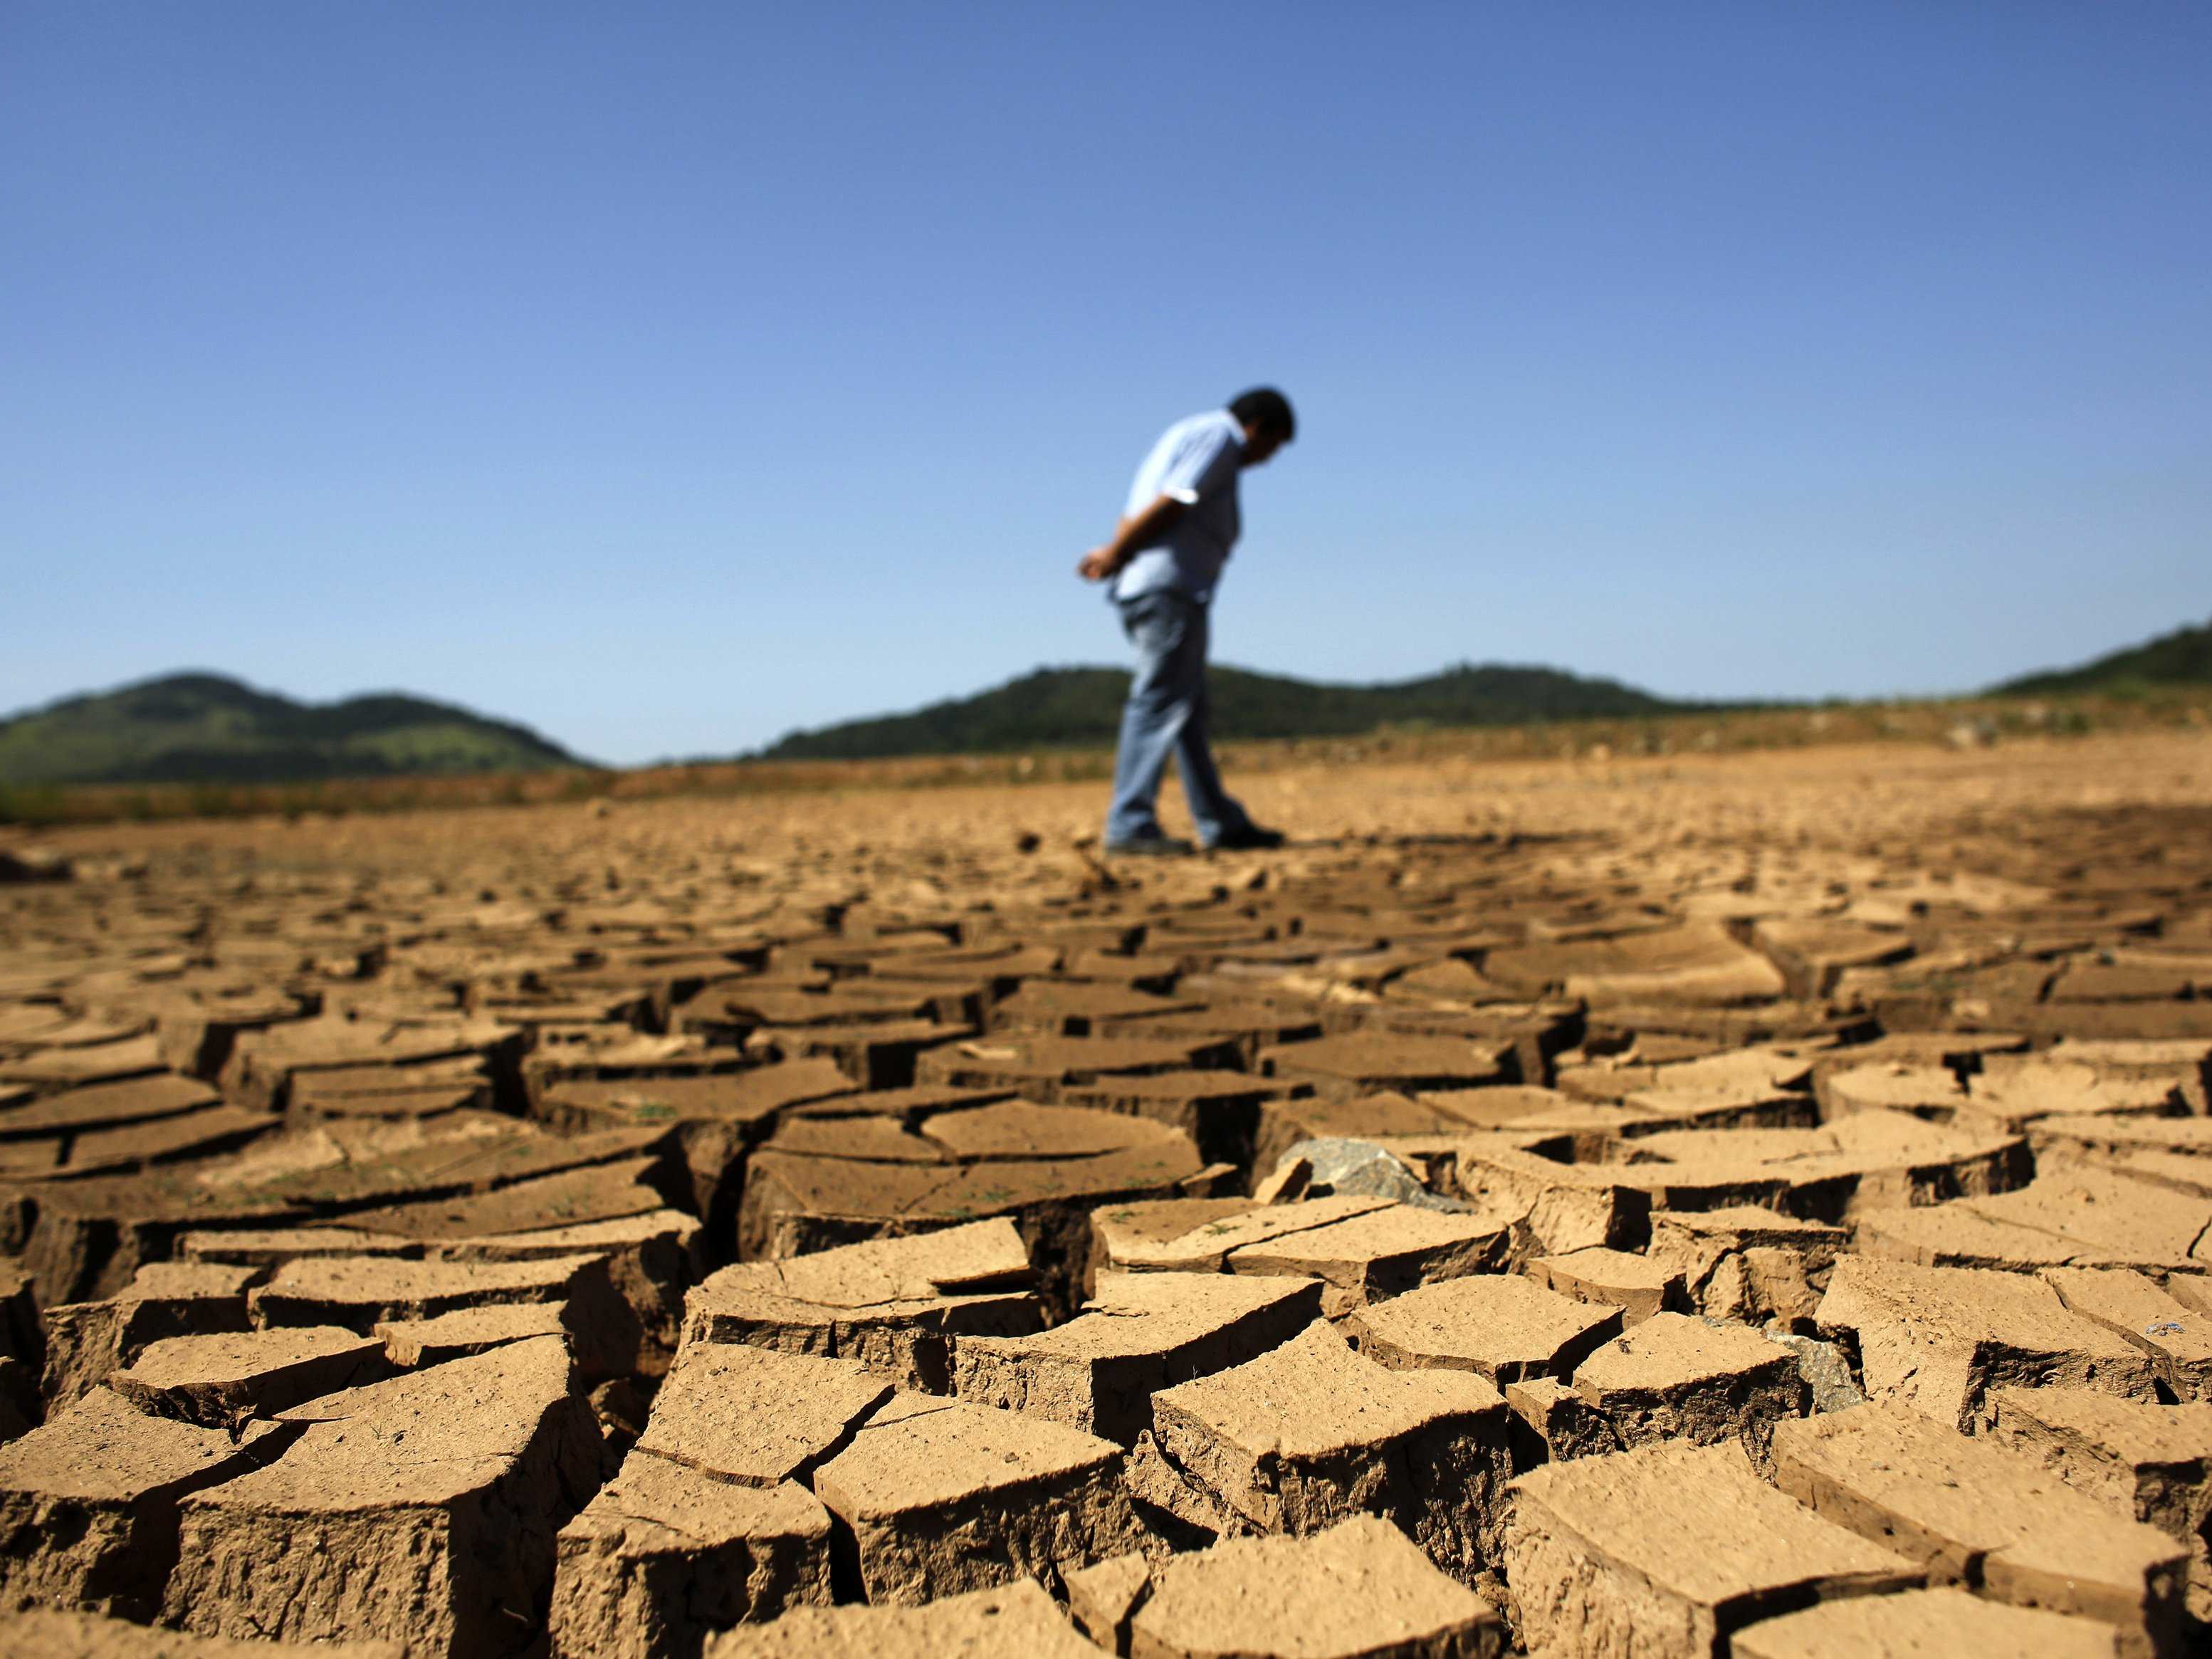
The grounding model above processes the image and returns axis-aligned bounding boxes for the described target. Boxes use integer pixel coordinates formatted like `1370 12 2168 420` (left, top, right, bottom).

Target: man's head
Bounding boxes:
1228 387 1296 466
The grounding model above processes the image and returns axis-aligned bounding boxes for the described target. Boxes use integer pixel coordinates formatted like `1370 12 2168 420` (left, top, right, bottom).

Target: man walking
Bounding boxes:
1076 388 1296 855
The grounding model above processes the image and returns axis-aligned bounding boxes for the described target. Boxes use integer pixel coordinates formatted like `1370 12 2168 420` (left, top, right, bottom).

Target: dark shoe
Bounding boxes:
1207 825 1286 851
1104 830 1195 857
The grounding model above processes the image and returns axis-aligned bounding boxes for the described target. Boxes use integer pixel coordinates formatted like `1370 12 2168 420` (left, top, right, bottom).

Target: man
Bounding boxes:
1076 387 1296 856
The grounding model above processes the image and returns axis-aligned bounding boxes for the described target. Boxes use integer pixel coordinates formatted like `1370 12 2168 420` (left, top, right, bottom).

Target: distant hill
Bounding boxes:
1993 618 2212 698
0 672 588 785
761 661 1695 760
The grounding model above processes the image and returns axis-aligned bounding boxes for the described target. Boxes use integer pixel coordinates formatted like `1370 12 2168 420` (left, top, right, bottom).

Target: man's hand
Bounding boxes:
1076 547 1120 582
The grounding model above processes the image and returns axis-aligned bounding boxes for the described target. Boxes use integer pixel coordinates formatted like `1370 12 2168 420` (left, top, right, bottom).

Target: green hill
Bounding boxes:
1993 618 2212 698
761 661 1695 760
0 672 589 785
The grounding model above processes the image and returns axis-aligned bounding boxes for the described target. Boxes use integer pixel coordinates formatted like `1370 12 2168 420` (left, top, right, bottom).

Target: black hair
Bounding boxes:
1227 387 1296 442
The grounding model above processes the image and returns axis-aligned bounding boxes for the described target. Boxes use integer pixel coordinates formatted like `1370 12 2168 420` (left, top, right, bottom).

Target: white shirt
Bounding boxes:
1111 408 1244 604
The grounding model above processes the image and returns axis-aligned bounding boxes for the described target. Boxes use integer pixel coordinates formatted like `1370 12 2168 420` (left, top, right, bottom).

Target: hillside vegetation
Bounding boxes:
1994 618 2212 698
762 661 1693 760
9 611 2210 805
0 672 586 785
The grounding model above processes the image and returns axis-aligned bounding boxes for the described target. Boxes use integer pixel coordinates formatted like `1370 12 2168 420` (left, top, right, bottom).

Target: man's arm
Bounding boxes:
1076 492 1186 582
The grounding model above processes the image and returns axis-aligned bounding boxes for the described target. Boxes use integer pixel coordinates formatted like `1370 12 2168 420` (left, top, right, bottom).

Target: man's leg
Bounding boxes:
1104 594 1204 845
1168 603 1255 846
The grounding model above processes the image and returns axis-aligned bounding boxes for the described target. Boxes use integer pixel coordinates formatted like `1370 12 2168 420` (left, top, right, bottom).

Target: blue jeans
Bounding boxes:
1105 590 1252 846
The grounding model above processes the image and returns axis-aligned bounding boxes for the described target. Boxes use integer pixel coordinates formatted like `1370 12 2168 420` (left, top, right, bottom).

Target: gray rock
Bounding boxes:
1762 1321 1865 1413
1269 1138 1471 1213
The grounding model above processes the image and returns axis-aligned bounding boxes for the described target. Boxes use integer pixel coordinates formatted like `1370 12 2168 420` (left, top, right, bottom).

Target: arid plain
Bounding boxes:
5 731 2212 1657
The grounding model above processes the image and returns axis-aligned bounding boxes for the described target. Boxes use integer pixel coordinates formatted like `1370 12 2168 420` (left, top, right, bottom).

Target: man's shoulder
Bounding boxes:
1149 409 1241 472
1163 407 1237 442
1131 407 1242 507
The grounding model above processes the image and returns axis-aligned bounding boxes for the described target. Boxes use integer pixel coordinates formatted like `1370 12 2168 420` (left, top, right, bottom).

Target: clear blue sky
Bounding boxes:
6 4 2207 765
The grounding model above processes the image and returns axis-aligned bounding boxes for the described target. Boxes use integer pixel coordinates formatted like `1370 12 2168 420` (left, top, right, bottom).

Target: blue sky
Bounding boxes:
6 4 2207 765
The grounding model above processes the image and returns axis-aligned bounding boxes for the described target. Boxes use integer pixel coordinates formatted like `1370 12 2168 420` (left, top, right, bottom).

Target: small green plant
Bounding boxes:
0 785 70 826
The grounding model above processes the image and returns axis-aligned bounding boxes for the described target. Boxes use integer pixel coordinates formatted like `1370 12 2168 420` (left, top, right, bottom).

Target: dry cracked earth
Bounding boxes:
4 733 2212 1658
